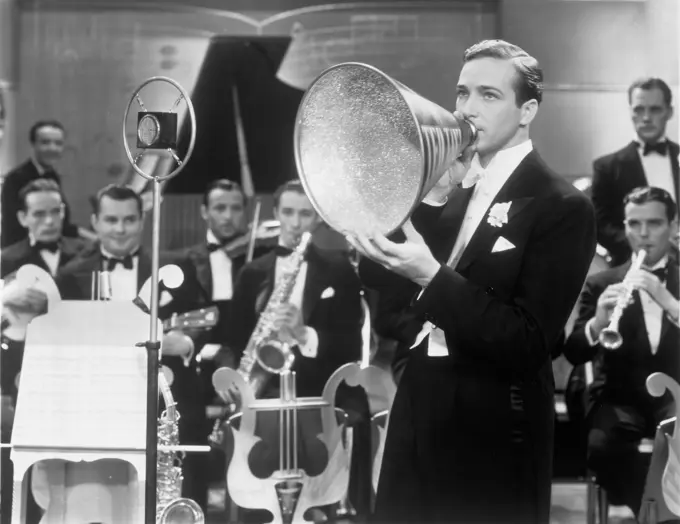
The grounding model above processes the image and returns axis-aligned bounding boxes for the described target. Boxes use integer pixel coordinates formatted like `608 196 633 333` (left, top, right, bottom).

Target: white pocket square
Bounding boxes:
491 236 515 253
320 287 335 299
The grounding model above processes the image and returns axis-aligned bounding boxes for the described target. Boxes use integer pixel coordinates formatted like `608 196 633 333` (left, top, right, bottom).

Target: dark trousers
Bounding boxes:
587 401 673 515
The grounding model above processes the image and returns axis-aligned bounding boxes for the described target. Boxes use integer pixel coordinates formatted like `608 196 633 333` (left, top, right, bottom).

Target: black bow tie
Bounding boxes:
645 266 668 281
642 141 668 156
33 241 59 253
275 245 294 257
103 254 134 271
207 242 225 253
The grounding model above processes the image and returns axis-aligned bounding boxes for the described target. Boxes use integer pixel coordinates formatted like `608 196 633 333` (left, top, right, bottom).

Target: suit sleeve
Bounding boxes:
591 158 629 263
1 173 23 248
562 278 602 366
412 192 596 374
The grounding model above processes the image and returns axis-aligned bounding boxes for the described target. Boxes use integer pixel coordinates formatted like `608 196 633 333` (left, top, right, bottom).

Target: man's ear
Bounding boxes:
519 99 539 127
17 210 27 228
90 213 97 232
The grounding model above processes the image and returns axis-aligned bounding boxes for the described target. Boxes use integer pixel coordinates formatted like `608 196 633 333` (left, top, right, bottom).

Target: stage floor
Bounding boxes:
204 482 637 524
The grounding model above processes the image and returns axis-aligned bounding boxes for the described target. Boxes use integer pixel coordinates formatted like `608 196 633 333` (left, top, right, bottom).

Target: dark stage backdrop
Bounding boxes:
167 35 303 196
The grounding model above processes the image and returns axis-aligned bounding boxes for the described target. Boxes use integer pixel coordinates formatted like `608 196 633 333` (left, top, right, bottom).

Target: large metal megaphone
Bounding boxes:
294 62 477 236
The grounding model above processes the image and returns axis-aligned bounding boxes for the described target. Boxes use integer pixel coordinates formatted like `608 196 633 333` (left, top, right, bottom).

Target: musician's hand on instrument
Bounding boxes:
594 283 630 331
348 220 441 287
275 304 308 345
2 282 48 314
626 269 674 309
161 329 194 358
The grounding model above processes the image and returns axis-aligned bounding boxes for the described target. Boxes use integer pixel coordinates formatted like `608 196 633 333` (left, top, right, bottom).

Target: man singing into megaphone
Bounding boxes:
352 39 596 524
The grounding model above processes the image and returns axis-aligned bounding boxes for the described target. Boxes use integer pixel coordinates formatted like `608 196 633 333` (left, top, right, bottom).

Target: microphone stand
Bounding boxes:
136 177 163 524
122 76 196 523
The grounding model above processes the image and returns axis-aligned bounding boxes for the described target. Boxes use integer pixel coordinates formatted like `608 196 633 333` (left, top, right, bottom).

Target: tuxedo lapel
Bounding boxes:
456 153 537 273
659 261 679 343
137 251 151 293
301 250 326 325
621 142 648 189
20 241 53 275
432 186 474 262
192 244 213 300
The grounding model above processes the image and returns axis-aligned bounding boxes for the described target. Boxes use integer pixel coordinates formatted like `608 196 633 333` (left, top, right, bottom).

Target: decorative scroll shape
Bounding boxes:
646 372 680 516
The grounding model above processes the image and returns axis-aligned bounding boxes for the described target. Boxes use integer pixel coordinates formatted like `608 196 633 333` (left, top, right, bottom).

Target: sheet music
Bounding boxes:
11 301 155 451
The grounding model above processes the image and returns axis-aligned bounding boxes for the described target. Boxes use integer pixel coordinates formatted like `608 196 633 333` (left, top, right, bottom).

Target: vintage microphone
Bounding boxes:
122 77 196 524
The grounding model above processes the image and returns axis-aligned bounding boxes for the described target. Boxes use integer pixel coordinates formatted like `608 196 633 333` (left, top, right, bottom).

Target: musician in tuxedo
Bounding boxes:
55 183 210 510
1 179 88 279
180 180 275 402
563 186 680 518
352 40 596 524
0 120 89 248
222 180 372 519
592 78 678 267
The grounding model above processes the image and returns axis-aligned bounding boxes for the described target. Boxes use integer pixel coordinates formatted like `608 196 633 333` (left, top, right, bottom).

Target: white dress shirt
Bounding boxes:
29 236 60 276
415 140 534 356
585 255 673 355
101 247 138 301
207 230 234 301
637 137 675 202
274 245 318 358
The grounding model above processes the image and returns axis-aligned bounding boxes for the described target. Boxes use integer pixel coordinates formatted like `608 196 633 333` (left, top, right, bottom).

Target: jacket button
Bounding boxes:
486 287 494 295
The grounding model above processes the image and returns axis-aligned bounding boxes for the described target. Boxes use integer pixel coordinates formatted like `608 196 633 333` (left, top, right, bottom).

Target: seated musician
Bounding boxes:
218 179 372 521
177 178 277 493
179 180 275 404
54 183 210 511
0 178 89 524
1 178 89 280
563 186 680 519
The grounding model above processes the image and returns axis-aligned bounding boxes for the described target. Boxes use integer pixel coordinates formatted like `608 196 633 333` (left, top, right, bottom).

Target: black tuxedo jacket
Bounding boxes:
1 237 88 279
563 259 680 413
226 245 363 398
592 141 680 265
0 160 79 248
179 240 274 345
360 150 596 524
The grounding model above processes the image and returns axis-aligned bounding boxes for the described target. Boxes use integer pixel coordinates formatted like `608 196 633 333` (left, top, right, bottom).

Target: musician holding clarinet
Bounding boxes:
564 186 680 520
351 39 597 523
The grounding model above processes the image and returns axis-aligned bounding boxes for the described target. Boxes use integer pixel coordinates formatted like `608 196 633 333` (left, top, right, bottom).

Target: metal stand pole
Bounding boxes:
139 179 162 523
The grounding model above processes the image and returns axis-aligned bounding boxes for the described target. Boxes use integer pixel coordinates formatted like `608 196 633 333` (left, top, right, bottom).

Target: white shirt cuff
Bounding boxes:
584 318 600 347
299 327 319 358
422 196 448 207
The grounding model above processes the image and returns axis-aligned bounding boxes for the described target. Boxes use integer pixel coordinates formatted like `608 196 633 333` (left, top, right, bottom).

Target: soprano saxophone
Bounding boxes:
598 248 647 350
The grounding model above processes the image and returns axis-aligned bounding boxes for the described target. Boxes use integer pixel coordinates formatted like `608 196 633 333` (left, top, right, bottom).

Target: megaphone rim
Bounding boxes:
293 61 427 237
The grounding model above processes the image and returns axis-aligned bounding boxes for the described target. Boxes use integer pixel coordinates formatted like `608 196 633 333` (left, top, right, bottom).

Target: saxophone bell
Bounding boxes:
157 497 205 524
256 339 295 375
598 248 648 350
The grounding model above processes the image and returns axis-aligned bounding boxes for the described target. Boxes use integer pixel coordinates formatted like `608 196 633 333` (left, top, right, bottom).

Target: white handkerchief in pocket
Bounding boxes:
320 287 335 299
491 236 515 253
